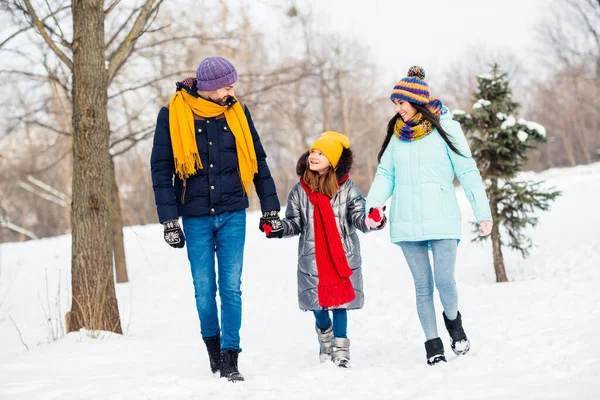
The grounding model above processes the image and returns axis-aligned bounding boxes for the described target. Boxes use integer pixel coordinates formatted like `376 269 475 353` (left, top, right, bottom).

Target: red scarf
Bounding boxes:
300 175 355 308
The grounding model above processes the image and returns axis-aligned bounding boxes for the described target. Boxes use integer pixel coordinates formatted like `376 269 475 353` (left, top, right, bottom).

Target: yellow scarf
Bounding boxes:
168 90 258 194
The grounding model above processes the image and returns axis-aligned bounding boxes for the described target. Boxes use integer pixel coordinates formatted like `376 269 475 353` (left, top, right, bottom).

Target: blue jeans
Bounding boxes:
313 309 348 338
399 240 458 341
182 211 246 351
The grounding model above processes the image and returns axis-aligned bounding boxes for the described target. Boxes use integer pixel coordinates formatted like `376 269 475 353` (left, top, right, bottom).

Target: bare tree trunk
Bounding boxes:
110 157 128 283
573 113 592 164
558 116 578 167
67 1 122 333
335 72 350 136
489 179 508 283
321 79 329 132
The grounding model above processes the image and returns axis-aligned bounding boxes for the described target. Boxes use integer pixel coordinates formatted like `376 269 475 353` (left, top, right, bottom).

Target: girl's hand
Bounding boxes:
365 206 386 229
479 220 493 236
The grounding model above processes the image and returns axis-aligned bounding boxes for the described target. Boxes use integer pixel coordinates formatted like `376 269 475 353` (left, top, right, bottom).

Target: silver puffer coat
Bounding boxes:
280 149 382 311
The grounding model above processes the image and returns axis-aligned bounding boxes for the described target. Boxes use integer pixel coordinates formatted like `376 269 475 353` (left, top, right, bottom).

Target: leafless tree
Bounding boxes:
528 0 600 169
1 0 170 334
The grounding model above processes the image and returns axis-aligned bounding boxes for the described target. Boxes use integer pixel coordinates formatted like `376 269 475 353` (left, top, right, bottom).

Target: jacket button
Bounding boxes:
210 164 214 168
211 185 215 190
197 128 202 133
209 141 213 145
206 120 210 124
224 126 228 130
211 208 215 212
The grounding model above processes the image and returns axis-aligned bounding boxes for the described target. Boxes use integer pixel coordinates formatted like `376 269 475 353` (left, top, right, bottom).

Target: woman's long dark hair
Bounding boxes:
377 103 465 162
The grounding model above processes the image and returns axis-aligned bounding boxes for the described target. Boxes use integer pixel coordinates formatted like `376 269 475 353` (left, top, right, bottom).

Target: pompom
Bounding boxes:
407 66 425 80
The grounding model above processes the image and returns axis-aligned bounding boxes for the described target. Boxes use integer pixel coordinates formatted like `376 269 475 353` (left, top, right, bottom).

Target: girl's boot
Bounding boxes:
424 337 446 365
315 323 334 362
443 311 470 355
331 337 350 368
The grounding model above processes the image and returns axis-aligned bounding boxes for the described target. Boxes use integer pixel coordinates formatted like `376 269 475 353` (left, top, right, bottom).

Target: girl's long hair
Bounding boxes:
302 166 339 198
377 103 464 162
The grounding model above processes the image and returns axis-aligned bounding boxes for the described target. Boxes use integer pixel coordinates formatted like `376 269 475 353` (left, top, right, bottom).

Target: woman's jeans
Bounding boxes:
313 309 348 338
399 239 458 341
182 211 246 351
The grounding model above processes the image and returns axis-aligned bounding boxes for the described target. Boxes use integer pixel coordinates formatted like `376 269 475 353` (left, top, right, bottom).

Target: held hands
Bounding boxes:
365 206 387 230
479 220 493 237
259 210 284 238
163 219 186 248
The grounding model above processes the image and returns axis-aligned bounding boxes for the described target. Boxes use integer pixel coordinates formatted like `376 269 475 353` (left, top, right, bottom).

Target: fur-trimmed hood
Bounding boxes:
295 148 353 180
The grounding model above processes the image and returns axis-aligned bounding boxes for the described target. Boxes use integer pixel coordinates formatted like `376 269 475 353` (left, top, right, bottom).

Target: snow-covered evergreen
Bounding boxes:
453 65 560 281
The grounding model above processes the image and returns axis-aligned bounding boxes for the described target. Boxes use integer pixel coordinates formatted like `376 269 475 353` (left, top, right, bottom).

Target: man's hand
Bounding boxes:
163 219 186 248
261 221 284 238
259 211 283 238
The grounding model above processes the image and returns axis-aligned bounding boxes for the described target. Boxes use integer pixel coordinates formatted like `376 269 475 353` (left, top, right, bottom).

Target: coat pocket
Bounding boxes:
440 184 460 218
221 124 237 151
194 123 208 153
421 183 443 221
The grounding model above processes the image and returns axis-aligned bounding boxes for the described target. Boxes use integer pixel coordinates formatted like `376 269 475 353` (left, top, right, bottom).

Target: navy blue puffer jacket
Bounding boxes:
150 89 279 223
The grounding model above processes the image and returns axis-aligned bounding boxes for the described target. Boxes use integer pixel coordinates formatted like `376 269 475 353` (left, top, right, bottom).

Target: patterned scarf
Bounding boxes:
300 175 356 308
168 85 258 194
394 98 443 141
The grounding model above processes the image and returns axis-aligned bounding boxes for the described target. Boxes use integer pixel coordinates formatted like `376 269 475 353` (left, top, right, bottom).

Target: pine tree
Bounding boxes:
453 64 561 282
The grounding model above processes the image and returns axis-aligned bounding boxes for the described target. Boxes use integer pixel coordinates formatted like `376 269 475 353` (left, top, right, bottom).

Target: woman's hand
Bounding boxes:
365 206 386 229
479 220 493 236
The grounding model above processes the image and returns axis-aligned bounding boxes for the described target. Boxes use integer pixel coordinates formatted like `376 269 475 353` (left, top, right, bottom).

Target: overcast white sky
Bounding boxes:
246 0 549 84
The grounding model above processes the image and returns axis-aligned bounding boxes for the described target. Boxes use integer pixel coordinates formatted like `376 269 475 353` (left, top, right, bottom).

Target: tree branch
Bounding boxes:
106 0 159 83
242 73 314 97
21 119 70 136
107 70 194 99
0 69 51 80
104 0 122 16
111 138 150 157
43 0 69 47
570 0 600 51
105 6 139 51
22 0 73 70
110 124 154 147
0 5 71 49
133 31 235 51
0 24 31 49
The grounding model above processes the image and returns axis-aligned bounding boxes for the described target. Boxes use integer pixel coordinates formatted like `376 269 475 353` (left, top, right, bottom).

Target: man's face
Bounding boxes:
198 85 236 105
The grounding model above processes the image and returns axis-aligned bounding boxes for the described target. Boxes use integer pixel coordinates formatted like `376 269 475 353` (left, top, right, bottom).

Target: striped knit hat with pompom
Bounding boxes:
390 66 430 105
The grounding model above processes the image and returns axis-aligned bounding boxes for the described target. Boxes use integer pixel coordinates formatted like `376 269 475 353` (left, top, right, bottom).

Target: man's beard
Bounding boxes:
211 95 228 105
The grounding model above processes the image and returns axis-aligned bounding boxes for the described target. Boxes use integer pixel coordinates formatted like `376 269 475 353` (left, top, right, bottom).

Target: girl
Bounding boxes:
366 66 493 365
262 131 385 368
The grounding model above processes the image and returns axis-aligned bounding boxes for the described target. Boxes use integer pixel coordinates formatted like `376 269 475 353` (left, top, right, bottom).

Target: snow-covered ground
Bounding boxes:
1 163 599 399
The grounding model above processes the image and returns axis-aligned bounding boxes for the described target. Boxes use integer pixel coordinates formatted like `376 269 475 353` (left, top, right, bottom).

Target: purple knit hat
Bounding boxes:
195 56 238 91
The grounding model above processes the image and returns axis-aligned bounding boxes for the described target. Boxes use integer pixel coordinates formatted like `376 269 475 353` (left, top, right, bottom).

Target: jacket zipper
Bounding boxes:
181 179 187 204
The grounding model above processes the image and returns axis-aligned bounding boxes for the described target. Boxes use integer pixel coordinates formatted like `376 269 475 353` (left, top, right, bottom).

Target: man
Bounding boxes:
150 56 282 382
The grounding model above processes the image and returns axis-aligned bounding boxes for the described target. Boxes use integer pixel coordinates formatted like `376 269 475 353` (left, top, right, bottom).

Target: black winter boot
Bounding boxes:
202 335 221 373
424 337 447 366
443 311 470 355
220 349 245 382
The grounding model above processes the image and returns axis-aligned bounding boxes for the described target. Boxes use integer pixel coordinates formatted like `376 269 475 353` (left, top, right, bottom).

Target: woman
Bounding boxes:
366 66 493 365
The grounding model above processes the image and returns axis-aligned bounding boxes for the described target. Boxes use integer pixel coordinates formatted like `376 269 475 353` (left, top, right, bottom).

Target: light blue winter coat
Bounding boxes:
365 108 492 243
